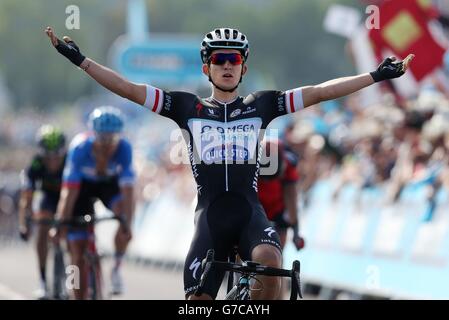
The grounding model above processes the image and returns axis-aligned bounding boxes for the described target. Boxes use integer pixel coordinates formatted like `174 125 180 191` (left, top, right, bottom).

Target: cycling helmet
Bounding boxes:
200 28 249 63
88 106 124 133
36 125 66 153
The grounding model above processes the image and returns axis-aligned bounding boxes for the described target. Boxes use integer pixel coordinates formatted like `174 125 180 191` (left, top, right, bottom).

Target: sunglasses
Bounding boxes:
208 53 244 66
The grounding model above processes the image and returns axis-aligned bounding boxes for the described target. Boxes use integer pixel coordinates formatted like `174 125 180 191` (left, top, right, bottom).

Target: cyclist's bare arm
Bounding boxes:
283 183 298 226
45 27 146 105
300 54 414 108
55 187 80 221
81 58 146 105
120 185 134 225
18 190 33 229
301 73 374 108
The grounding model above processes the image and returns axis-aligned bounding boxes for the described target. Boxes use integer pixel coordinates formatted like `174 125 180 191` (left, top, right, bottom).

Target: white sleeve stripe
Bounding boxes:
143 85 164 114
285 88 304 113
295 88 304 110
143 85 152 108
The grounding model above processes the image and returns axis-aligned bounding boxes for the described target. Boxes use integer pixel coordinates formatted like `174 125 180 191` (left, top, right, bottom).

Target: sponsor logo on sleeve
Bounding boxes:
242 106 256 115
206 107 220 118
164 94 172 111
277 96 285 113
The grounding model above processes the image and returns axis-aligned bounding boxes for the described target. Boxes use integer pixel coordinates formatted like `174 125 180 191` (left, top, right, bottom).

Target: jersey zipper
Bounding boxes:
224 102 229 191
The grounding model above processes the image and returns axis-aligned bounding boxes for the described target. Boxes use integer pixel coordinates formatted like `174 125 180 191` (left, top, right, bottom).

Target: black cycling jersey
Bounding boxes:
143 86 303 203
142 85 304 298
21 155 66 198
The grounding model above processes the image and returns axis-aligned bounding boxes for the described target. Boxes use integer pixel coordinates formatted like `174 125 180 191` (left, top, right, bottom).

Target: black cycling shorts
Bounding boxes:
270 211 291 231
72 178 121 217
37 193 60 214
183 192 282 298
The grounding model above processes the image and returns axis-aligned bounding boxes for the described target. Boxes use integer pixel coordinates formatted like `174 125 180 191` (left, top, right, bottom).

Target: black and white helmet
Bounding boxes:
200 28 249 63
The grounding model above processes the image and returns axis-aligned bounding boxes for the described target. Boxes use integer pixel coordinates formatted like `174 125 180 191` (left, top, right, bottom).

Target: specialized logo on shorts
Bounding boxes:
230 109 241 118
264 227 276 238
261 238 281 250
187 118 262 164
189 257 201 280
185 285 199 295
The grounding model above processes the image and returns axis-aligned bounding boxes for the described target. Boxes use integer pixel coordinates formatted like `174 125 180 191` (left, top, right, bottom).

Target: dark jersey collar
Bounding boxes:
205 96 243 107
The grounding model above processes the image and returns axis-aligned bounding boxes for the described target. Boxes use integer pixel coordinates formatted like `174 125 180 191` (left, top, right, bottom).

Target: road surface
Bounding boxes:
0 241 185 300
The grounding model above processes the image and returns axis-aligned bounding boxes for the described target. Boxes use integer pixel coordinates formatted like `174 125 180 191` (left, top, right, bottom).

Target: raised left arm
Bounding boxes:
301 73 374 108
300 54 414 108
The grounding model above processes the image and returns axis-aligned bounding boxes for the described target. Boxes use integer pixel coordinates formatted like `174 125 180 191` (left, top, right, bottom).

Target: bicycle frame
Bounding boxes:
52 242 68 300
224 251 253 300
84 225 103 300
30 214 125 300
70 215 125 300
28 217 68 300
224 262 255 300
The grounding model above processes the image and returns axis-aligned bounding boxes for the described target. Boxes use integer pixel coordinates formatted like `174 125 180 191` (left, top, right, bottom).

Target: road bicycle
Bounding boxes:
195 248 302 300
30 214 126 300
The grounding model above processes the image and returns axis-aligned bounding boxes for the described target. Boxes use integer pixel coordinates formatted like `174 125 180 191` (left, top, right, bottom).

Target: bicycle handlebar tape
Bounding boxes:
55 37 86 67
206 249 215 263
194 249 215 297
195 262 211 297
290 260 303 299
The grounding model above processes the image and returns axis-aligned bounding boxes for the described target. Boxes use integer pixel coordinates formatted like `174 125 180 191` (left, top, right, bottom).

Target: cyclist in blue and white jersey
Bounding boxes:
53 106 135 299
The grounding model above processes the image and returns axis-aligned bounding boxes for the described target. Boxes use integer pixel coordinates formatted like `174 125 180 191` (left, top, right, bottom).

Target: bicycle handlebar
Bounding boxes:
194 249 215 297
194 249 303 299
27 214 126 228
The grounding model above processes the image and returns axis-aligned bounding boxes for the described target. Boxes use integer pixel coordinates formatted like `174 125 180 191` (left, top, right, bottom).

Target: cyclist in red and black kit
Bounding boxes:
258 138 304 251
18 125 66 299
45 25 412 300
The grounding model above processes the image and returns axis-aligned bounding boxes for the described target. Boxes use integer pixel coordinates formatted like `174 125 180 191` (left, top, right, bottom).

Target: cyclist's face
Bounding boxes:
203 49 247 90
94 133 120 153
43 152 65 172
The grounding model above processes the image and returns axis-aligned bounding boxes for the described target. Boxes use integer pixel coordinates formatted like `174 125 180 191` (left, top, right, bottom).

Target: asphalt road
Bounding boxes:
0 241 185 300
0 241 315 301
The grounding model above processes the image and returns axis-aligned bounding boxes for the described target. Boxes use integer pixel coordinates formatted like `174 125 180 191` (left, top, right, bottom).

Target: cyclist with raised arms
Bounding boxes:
45 26 412 300
18 125 67 299
53 106 135 299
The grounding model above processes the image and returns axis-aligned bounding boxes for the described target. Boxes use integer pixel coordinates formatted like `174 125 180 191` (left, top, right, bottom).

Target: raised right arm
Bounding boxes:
81 58 146 105
45 27 146 105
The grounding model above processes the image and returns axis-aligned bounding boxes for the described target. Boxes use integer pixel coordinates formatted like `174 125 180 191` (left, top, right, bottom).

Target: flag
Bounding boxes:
368 0 446 81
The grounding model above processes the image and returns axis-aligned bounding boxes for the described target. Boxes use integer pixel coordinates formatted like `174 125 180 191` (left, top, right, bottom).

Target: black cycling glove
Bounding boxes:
370 56 407 82
55 37 86 67
19 229 29 242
